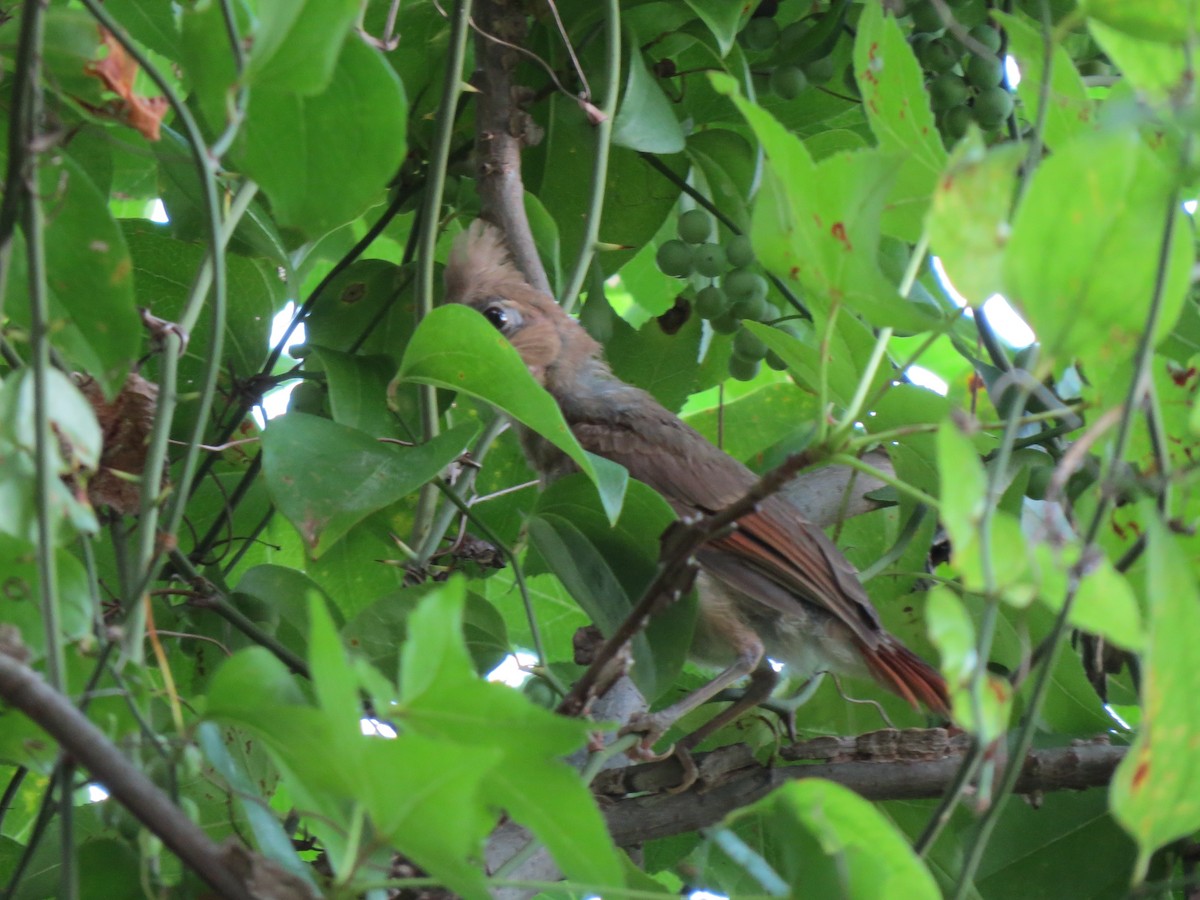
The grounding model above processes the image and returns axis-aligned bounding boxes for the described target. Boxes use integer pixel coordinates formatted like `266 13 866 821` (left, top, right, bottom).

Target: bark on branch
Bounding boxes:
597 732 1127 846
0 644 314 900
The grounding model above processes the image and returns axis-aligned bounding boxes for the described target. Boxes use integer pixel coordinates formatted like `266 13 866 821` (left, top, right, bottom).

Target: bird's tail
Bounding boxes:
862 637 951 718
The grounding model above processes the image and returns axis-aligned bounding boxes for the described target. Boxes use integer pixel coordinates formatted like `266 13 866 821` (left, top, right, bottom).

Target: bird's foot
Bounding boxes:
618 712 675 762
619 714 701 792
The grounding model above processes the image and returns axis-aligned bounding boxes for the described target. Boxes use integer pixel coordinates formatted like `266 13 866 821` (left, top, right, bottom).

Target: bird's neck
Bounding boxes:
544 348 652 424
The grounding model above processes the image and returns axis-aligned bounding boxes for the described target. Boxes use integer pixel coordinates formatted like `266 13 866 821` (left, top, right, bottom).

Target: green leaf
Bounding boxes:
0 535 93 662
123 225 280 393
103 0 180 57
1111 517 1200 882
537 93 684 277
358 735 498 900
260 414 478 556
1087 20 1188 100
245 0 361 95
398 304 628 522
994 12 1094 150
725 779 940 899
1040 550 1143 651
530 513 670 701
312 348 407 438
196 722 318 889
343 584 510 680
606 300 703 412
853 1 948 240
926 587 1010 741
682 0 745 56
711 73 937 333
396 580 625 887
936 419 986 550
307 592 361 735
740 318 885 412
612 45 686 154
1003 131 1193 370
927 132 1024 306
1 153 139 394
237 37 407 239
1081 0 1200 43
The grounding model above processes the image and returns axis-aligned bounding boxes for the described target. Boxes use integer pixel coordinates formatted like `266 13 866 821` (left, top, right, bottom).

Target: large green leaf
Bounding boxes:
237 37 407 239
397 304 628 522
853 1 947 239
2 152 139 395
1111 517 1200 881
397 580 625 889
123 225 279 394
712 73 939 333
244 0 361 94
612 45 686 154
260 414 477 556
995 12 1094 151
927 133 1024 306
1004 131 1193 371
720 779 940 898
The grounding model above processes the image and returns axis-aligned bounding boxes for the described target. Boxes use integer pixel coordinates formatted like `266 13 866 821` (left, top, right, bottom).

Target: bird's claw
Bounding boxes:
619 714 701 792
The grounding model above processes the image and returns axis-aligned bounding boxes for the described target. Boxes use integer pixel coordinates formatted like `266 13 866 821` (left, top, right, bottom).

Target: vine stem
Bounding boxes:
559 0 620 314
950 130 1191 898
410 0 473 552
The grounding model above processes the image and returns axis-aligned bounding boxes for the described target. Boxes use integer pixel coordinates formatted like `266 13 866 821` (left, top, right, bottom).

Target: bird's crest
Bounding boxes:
445 220 532 305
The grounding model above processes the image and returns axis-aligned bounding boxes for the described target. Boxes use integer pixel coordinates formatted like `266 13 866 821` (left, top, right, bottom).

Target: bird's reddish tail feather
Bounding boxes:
862 639 951 718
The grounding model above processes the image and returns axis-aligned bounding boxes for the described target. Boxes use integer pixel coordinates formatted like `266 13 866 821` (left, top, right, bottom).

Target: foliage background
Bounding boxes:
1 0 1199 897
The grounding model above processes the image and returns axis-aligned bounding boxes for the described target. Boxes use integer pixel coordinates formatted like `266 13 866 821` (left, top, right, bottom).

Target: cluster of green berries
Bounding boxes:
738 8 838 101
907 1 1014 142
656 209 809 381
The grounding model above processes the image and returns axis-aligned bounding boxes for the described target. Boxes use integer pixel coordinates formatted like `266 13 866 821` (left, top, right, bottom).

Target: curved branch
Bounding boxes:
0 649 260 900
472 0 551 294
599 736 1127 847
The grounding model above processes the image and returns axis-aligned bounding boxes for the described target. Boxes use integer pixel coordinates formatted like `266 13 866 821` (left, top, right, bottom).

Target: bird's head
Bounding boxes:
444 220 600 387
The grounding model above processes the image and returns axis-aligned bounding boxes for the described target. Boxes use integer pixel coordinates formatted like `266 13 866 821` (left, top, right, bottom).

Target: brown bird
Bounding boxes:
445 220 949 751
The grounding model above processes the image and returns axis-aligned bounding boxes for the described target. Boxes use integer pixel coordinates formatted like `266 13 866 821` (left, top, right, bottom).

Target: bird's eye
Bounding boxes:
482 305 509 331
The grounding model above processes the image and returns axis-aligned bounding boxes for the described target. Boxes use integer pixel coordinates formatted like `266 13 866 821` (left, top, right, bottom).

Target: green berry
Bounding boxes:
765 350 788 371
724 267 768 301
731 293 768 321
770 65 808 100
941 104 973 142
678 208 713 244
740 18 780 51
969 24 1002 53
695 285 728 319
910 1 944 33
710 310 740 334
728 354 761 381
733 327 769 360
965 53 1004 88
929 73 968 111
290 381 327 415
693 243 728 278
972 86 1013 129
655 239 694 278
802 55 835 84
779 19 815 55
921 37 960 73
725 234 755 268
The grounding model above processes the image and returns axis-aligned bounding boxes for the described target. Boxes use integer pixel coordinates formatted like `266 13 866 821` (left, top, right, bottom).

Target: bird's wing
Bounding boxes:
571 410 884 647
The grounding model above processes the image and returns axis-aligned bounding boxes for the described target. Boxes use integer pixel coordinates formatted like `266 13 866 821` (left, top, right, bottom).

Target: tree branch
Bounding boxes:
0 647 264 900
472 0 551 294
598 734 1127 847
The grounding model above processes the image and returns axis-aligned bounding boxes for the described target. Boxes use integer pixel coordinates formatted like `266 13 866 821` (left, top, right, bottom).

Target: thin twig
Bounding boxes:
558 448 822 717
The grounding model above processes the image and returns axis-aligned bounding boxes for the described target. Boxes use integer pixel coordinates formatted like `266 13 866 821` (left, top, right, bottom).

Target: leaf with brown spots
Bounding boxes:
1111 515 1200 882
